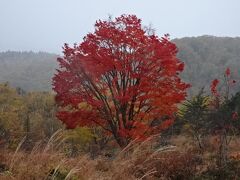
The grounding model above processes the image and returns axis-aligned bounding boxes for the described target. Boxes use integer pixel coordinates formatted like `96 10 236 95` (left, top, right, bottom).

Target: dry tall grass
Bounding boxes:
0 134 206 180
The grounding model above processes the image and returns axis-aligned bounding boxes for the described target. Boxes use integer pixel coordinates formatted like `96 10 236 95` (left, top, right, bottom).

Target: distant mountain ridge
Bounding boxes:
173 35 240 94
0 36 240 93
0 51 58 91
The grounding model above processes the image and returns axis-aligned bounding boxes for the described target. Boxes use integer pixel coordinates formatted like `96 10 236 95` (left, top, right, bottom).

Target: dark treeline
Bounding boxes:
0 36 240 93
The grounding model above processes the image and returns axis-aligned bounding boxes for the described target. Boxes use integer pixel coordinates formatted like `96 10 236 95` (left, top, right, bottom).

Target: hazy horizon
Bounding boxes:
1 0 240 54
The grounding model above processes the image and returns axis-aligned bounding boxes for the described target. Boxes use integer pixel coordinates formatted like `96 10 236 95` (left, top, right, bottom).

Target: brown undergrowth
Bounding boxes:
1 134 240 179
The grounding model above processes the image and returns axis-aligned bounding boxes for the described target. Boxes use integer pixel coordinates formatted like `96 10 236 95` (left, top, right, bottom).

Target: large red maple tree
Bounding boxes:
53 15 189 147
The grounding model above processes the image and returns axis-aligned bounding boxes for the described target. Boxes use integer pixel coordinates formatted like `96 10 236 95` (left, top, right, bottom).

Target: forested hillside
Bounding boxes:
0 51 57 91
174 36 240 94
0 36 240 92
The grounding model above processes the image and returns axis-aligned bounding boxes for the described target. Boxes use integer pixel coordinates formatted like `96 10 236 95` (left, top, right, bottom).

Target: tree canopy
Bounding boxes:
53 15 189 147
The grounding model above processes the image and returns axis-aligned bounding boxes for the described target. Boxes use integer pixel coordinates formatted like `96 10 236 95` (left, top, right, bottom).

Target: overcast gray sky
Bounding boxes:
0 0 239 53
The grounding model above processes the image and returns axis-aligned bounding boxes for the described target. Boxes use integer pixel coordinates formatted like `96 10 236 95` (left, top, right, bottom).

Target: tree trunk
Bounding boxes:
114 134 129 148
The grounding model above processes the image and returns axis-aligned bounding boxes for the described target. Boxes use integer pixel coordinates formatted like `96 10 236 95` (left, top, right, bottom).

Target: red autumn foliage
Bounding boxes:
210 79 219 96
232 112 238 120
225 67 230 77
52 15 189 147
